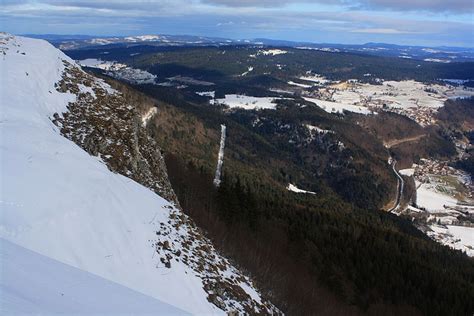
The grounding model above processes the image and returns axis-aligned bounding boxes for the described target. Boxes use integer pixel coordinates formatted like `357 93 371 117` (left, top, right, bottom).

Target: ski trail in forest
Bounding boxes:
213 124 226 187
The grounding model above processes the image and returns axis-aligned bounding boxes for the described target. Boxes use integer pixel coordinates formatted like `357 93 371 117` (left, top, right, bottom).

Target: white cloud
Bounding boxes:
204 0 473 13
216 21 234 26
1 0 472 46
350 28 422 34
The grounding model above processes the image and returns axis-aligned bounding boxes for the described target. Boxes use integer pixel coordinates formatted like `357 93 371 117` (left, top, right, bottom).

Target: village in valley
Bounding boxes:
274 73 474 256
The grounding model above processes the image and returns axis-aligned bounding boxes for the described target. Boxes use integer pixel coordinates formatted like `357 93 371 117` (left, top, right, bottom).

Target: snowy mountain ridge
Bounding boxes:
0 33 279 315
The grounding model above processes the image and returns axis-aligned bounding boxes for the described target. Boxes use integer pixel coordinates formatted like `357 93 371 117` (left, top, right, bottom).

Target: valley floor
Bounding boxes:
398 159 474 256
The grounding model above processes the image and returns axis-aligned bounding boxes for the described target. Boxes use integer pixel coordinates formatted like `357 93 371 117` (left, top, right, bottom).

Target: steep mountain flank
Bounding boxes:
0 33 279 315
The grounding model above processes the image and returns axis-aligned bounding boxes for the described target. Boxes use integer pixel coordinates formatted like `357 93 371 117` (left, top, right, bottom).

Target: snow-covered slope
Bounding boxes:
0 238 187 315
0 34 279 314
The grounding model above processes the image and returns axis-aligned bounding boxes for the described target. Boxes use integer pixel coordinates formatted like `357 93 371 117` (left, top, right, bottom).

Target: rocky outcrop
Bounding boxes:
53 61 178 205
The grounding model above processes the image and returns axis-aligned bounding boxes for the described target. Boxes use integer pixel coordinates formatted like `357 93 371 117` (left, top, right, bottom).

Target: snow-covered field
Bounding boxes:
241 66 254 76
288 81 312 88
296 78 474 123
258 49 287 56
299 74 332 85
303 97 372 115
90 38 117 45
287 184 316 194
411 160 472 214
196 90 215 98
427 225 474 256
424 58 450 63
79 58 126 70
79 58 157 84
305 124 333 135
398 159 474 256
0 238 187 315
349 80 473 109
213 94 285 110
416 179 473 256
125 35 162 42
441 79 470 85
415 182 459 212
399 168 415 176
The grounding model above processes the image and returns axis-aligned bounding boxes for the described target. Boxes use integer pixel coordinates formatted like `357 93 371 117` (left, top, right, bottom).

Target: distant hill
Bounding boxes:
27 33 474 62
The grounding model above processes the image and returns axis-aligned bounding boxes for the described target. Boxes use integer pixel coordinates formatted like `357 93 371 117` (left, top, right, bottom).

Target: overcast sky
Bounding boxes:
1 0 473 47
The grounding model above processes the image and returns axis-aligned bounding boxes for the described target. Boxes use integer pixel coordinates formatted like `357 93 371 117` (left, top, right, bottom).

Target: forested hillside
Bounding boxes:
101 76 474 315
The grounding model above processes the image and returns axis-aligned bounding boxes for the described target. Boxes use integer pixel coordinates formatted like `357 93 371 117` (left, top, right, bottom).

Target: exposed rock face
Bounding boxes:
53 61 178 205
51 60 281 315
